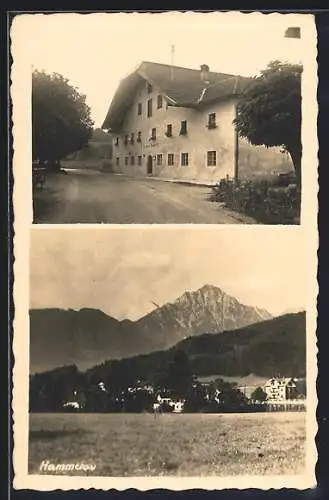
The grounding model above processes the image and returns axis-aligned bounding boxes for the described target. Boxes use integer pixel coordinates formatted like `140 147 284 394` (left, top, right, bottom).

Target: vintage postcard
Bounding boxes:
14 226 318 490
12 11 316 226
11 11 318 492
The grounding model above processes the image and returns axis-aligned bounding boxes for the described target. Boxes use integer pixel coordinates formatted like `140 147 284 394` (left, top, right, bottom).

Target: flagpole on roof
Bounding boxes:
170 44 175 81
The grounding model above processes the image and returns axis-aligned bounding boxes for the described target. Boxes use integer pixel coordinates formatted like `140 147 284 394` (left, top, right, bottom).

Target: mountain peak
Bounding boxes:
173 284 235 309
30 285 272 373
199 284 223 293
175 284 224 302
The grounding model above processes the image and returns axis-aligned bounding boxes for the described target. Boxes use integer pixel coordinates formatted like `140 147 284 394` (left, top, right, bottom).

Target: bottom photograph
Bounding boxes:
27 226 310 480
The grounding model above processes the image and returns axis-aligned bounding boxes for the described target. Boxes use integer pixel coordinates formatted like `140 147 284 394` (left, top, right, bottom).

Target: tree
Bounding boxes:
208 379 249 411
29 365 81 412
165 350 193 398
92 128 112 142
32 70 94 167
234 61 302 186
250 386 267 402
185 379 208 412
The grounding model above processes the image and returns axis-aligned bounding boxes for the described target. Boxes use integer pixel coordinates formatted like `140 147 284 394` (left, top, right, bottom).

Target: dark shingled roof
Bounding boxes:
102 61 251 132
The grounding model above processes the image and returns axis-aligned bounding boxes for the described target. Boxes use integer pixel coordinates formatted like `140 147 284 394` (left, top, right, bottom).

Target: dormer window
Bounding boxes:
137 131 142 142
115 137 119 146
207 113 217 129
124 134 129 145
179 120 187 136
150 128 156 141
147 82 153 93
130 133 135 144
165 124 173 137
157 95 163 109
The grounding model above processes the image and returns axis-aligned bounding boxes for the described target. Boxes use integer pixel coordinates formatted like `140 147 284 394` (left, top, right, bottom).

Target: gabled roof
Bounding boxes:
102 61 251 132
264 377 296 387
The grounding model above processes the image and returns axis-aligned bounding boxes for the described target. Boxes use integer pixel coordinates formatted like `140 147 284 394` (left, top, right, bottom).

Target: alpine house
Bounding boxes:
102 61 292 183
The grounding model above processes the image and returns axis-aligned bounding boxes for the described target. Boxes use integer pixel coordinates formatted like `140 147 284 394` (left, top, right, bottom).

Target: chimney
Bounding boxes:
200 64 210 84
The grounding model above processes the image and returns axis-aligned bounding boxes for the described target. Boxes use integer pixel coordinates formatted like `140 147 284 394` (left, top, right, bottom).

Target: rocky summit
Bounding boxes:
30 284 272 373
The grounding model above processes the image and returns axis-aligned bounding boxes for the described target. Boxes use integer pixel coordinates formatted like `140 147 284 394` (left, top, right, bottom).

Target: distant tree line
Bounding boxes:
29 350 305 414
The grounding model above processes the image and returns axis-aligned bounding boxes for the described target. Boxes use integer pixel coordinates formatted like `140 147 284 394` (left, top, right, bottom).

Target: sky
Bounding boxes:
14 11 305 126
30 227 306 319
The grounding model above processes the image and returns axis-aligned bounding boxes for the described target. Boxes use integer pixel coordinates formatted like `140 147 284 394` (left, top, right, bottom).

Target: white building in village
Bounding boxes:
102 61 292 184
156 394 185 413
263 377 298 402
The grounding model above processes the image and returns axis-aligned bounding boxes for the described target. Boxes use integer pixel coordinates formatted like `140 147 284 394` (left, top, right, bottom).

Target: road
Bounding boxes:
33 169 257 224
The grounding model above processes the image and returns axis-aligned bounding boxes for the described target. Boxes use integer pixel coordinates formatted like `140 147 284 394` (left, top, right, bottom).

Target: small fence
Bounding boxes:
265 400 306 412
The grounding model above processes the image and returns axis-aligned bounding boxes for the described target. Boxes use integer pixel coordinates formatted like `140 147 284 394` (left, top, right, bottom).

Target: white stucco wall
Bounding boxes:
110 78 294 183
238 139 294 180
111 80 237 183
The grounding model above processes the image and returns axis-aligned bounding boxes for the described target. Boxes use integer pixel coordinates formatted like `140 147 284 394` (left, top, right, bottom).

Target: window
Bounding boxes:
130 156 135 166
138 155 142 166
130 133 134 144
115 137 119 146
147 82 153 93
116 157 120 166
168 153 174 166
137 131 142 142
138 103 142 115
147 99 153 117
208 113 217 129
181 152 189 166
125 156 129 165
157 95 163 109
156 154 162 166
180 120 187 136
207 150 216 166
150 128 156 140
124 134 129 145
165 124 173 137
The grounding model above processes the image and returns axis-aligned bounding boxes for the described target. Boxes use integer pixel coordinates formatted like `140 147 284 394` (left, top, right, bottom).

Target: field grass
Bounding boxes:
28 412 306 477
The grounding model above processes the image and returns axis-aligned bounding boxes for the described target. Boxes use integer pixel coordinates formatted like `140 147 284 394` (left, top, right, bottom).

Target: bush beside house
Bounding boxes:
209 176 300 225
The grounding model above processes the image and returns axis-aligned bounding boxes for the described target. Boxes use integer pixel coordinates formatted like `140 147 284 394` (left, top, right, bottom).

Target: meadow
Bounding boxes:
29 412 306 477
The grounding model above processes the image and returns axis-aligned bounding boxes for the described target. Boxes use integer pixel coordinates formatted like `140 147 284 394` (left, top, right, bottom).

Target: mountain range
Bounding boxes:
86 311 306 381
30 284 272 373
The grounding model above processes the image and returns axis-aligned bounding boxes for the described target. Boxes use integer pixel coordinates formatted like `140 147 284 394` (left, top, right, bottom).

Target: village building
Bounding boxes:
263 377 298 402
102 61 292 184
156 394 185 413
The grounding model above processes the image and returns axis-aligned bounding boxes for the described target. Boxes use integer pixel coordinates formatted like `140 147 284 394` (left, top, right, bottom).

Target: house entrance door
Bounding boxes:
147 155 153 175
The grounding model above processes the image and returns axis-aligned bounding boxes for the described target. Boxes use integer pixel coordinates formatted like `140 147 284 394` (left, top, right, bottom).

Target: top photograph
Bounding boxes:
27 13 306 225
